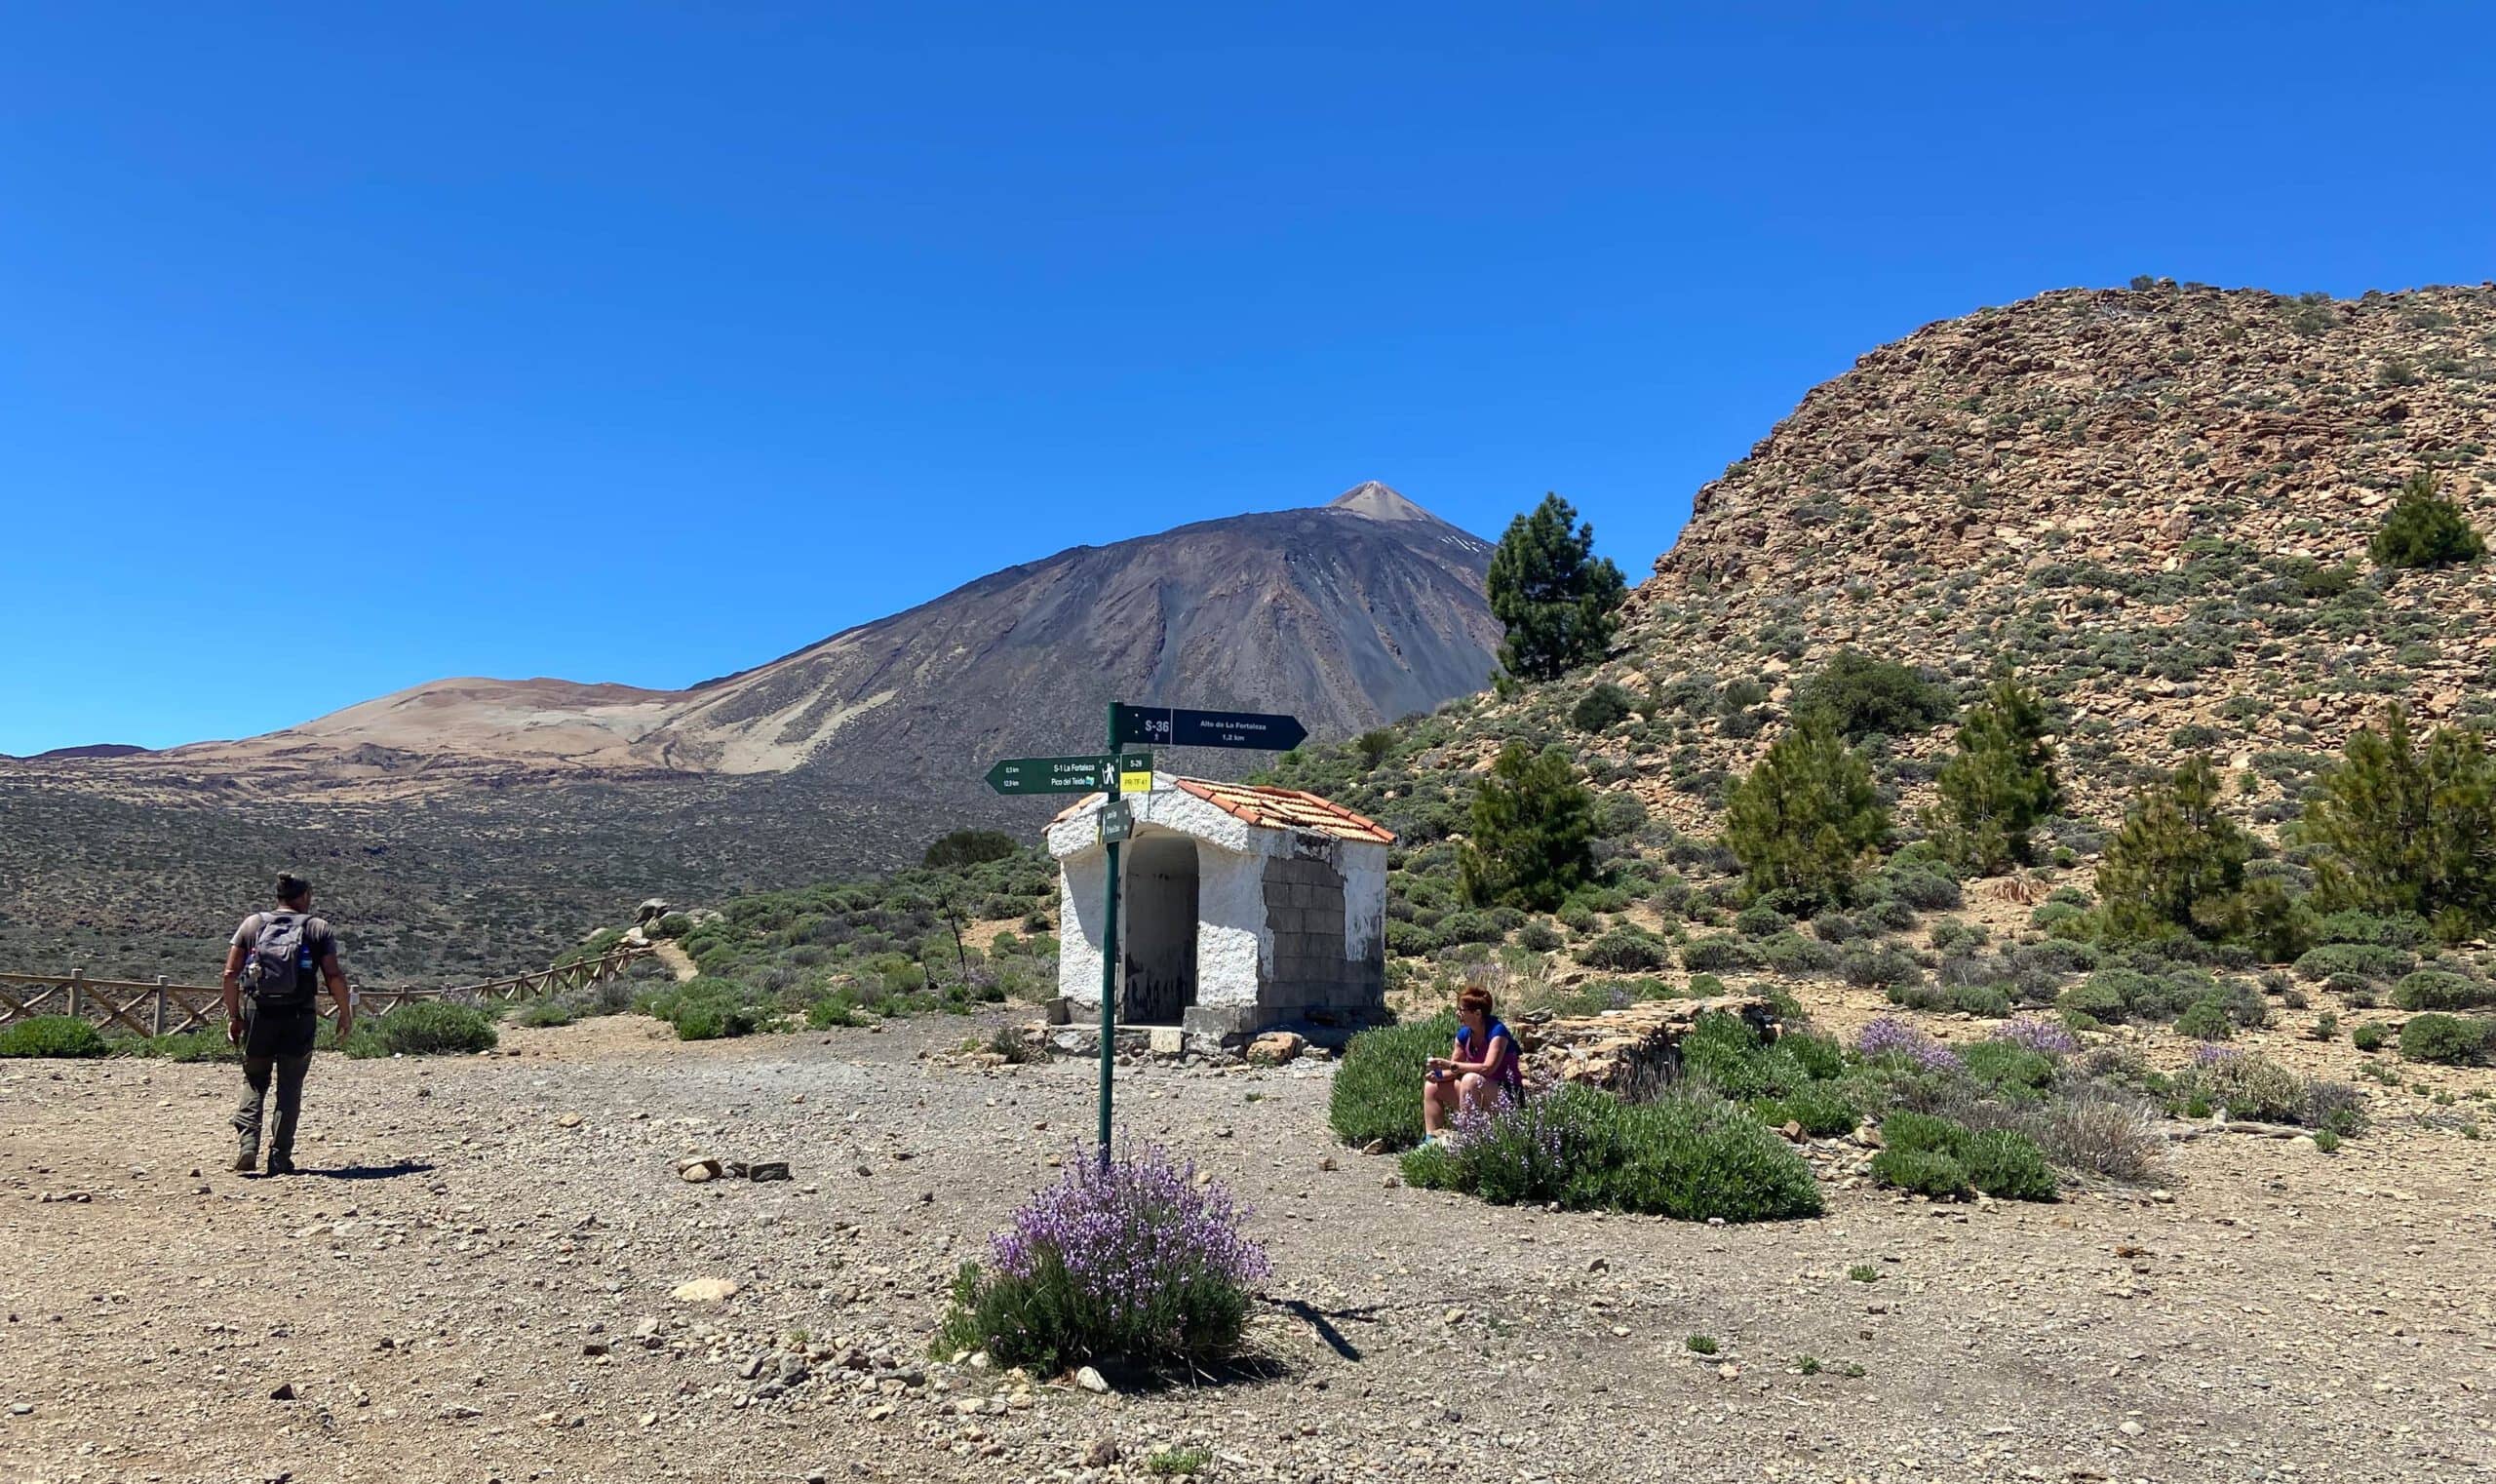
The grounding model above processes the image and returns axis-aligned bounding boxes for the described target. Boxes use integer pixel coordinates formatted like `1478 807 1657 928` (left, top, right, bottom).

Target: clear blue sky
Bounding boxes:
6 4 2493 755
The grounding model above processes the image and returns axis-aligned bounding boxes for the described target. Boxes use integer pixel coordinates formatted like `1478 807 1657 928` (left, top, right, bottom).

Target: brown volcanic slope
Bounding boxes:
1551 281 2496 835
0 483 1498 981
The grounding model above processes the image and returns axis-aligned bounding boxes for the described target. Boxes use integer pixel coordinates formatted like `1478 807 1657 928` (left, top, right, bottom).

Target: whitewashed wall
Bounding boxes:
1049 780 1386 1025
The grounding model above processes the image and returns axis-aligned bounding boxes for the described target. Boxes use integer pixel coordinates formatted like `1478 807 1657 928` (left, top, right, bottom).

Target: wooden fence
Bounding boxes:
0 948 651 1037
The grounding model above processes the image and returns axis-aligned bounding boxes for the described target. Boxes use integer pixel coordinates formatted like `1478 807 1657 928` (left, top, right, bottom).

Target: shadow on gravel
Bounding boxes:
305 1160 437 1182
1097 1353 1297 1394
1264 1297 1383 1362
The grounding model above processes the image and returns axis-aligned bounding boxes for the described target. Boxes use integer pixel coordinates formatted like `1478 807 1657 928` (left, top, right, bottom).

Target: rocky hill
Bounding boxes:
0 483 1498 982
1576 281 2496 834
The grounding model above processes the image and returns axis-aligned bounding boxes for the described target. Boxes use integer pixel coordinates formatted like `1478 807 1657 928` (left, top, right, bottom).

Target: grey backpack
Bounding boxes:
245 914 319 1008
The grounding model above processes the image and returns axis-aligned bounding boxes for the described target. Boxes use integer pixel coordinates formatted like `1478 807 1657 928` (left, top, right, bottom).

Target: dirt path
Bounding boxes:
2 1015 2490 1484
649 938 699 982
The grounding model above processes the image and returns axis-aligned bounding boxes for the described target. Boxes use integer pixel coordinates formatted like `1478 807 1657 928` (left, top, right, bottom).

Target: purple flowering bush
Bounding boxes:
1855 1015 1964 1074
1993 1015 2080 1058
937 1147 1270 1372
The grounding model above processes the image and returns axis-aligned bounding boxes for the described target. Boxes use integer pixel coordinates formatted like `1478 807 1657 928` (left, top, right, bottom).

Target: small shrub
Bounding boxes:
653 912 693 939
2173 997 2236 1041
513 999 576 1029
2394 969 2495 1011
1847 1264 1879 1283
1400 1083 1822 1222
1578 926 1671 972
360 1001 499 1057
2399 1013 2494 1065
1682 936 1760 974
1869 1147 1971 1199
1793 650 1955 740
1329 1014 1456 1150
1874 1111 2055 1200
1572 683 1636 733
935 1148 1268 1372
1841 944 1921 990
2294 943 2412 984
1685 1334 1719 1354
2352 1023 2388 1052
0 1016 107 1059
923 829 1020 868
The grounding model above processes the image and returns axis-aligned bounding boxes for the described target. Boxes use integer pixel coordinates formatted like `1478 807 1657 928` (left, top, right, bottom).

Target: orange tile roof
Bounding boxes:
1050 775 1394 844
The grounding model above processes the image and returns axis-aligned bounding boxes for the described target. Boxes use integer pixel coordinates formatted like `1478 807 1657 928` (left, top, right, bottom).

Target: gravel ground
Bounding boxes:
4 1013 2492 1484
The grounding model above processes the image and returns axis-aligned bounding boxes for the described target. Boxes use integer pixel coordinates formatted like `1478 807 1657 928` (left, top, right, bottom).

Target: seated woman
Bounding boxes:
1422 986 1526 1141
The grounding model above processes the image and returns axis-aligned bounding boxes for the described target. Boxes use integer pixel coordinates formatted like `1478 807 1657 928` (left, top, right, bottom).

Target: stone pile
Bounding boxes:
1516 995 1777 1096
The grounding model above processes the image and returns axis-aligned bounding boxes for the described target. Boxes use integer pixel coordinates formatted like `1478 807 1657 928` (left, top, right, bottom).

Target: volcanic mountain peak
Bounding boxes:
1327 480 1442 525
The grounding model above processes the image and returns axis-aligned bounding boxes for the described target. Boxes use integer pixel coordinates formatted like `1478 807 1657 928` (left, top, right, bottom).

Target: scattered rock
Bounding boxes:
1074 1366 1112 1394
670 1277 739 1304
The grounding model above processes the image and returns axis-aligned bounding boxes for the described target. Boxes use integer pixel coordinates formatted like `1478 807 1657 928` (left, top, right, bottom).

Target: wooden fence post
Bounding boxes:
67 968 84 1021
152 976 169 1036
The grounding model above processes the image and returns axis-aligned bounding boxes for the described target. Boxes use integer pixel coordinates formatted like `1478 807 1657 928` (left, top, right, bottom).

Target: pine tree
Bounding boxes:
1722 717 1890 907
1459 742 1598 911
2095 754 2252 942
2369 470 2485 569
1486 493 1627 683
1930 676 2064 875
2303 703 2496 939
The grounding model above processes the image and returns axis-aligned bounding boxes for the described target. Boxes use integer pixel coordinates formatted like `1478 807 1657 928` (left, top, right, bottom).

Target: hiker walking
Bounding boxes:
220 873 352 1176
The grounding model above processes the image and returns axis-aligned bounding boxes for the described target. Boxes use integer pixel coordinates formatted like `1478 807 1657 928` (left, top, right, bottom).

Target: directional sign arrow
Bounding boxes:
1112 705 1307 752
984 755 1112 796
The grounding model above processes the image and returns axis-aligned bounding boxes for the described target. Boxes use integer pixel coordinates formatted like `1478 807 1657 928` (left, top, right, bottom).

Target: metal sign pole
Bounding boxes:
1097 702 1121 1172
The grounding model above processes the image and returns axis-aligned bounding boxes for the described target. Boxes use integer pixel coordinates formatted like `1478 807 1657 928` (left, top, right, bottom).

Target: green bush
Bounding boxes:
1868 1147 1971 1199
1793 650 1956 740
513 999 576 1029
135 1030 240 1063
2368 470 2484 569
1872 1112 2055 1200
2174 997 2236 1041
2057 975 2128 1023
1929 676 2064 874
2175 1050 2360 1129
350 1001 499 1058
1960 1129 2059 1202
2352 1023 2388 1052
2294 943 2414 983
0 1016 107 1059
1578 926 1671 971
1960 1040 2054 1096
1459 743 1599 912
1749 1079 1860 1137
2394 969 2494 1011
1682 936 1760 973
1398 1083 1822 1223
653 912 694 939
640 976 766 1041
1572 683 1636 733
1328 1014 1455 1150
924 829 1020 868
2399 1013 2494 1065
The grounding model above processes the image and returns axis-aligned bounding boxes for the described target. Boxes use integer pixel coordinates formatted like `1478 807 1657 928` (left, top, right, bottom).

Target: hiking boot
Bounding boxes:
265 1153 298 1177
233 1139 259 1174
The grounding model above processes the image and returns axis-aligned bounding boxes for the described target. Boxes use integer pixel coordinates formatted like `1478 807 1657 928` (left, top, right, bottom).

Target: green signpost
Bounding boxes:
986 707 1301 1169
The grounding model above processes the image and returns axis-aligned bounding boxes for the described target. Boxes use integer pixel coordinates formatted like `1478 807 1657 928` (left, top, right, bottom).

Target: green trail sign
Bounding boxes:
984 754 1112 796
1112 703 1306 753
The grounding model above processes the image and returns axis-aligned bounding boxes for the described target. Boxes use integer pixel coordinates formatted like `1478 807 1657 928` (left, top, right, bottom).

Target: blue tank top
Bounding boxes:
1456 1020 1525 1095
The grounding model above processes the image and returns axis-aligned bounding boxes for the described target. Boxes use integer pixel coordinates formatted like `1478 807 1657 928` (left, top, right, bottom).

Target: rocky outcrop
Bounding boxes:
1518 996 1779 1096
